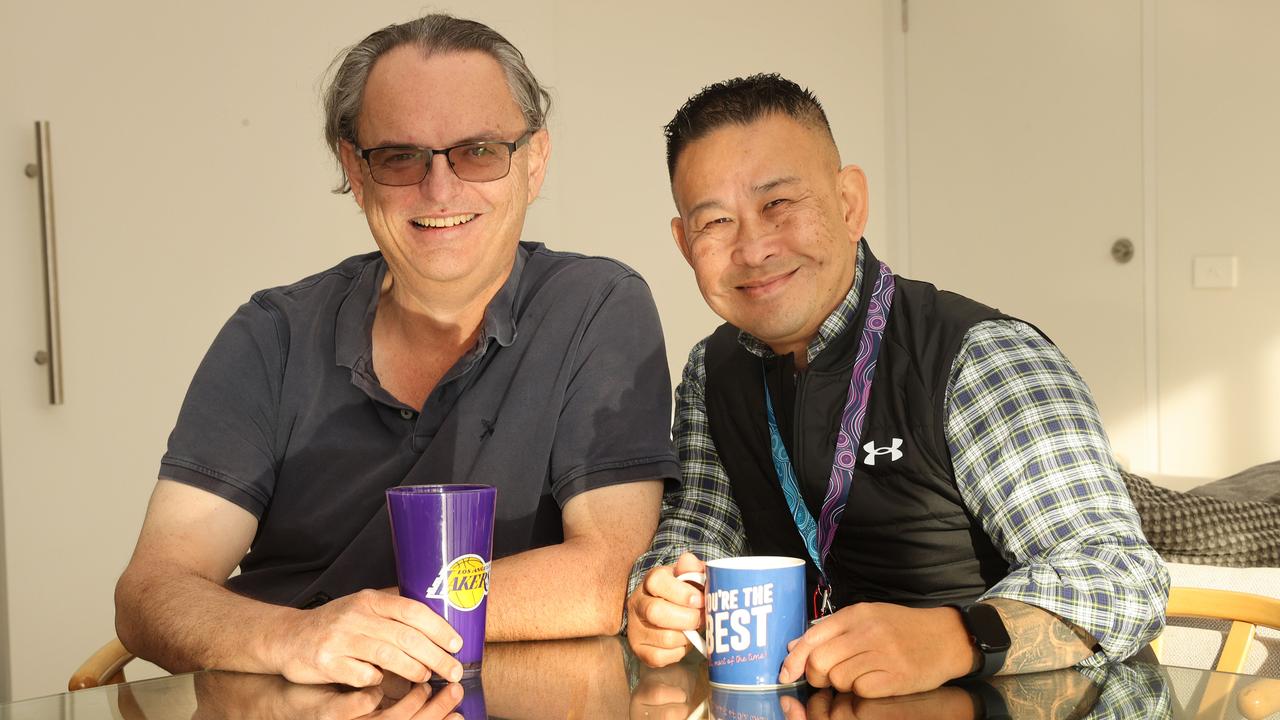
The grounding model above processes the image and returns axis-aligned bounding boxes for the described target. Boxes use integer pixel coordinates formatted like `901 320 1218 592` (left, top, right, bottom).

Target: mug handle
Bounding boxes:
674 571 707 656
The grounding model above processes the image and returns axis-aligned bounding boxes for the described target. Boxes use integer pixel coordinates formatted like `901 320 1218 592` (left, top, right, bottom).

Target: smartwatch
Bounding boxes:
948 602 1010 678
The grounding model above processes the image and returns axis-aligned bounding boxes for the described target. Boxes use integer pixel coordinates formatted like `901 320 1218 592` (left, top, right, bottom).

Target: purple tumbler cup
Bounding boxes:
387 484 497 677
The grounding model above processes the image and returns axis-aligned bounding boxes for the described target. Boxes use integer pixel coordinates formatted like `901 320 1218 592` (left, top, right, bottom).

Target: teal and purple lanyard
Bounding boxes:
763 261 895 618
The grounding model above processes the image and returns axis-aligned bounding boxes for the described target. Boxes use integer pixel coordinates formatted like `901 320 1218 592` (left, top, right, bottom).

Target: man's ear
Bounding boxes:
338 140 367 209
837 164 869 238
671 216 694 266
524 128 552 203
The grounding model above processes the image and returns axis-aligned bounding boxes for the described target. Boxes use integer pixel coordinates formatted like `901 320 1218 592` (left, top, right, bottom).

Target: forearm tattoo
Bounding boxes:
985 598 1098 675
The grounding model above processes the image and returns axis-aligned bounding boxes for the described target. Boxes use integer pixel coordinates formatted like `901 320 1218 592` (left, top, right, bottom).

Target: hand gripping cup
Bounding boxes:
677 556 806 689
387 484 497 678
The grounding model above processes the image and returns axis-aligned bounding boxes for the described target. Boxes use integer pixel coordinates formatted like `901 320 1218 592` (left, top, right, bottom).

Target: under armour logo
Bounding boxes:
862 438 903 465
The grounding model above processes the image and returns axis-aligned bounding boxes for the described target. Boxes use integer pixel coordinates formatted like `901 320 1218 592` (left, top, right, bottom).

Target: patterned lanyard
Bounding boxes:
762 261 895 617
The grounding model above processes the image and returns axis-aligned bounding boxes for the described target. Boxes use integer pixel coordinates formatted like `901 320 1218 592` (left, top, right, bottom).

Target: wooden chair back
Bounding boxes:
1154 586 1280 674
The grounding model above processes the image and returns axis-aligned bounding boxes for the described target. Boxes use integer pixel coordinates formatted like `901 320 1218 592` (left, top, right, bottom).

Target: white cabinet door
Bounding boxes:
0 1 392 700
903 0 1150 468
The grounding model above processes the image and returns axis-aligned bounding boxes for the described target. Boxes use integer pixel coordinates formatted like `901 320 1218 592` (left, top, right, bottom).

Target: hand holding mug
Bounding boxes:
679 556 807 689
626 552 707 667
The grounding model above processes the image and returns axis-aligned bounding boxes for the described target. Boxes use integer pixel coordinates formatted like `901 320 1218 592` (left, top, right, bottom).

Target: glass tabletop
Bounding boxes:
1 637 1276 719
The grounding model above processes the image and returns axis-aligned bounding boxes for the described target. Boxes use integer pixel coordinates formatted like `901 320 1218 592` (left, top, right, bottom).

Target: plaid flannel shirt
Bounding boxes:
627 245 1170 664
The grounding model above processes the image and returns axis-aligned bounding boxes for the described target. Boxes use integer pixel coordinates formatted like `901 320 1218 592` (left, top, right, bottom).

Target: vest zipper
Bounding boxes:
792 366 815 515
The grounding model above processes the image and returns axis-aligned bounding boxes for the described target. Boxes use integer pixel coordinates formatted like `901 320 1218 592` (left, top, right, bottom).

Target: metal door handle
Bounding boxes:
25 121 64 405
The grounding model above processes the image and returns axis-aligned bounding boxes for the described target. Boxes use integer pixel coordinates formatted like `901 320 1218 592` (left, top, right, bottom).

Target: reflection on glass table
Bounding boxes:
1 636 1276 719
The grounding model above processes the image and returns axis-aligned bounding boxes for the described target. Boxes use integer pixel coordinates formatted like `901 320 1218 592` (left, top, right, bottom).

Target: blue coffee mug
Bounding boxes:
679 556 806 689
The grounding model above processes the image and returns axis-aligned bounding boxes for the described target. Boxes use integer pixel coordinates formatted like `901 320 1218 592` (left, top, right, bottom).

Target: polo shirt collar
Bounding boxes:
484 243 524 349
334 243 528 372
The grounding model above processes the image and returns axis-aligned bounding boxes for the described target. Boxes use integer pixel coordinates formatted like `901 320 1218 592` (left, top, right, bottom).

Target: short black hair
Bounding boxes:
664 73 834 179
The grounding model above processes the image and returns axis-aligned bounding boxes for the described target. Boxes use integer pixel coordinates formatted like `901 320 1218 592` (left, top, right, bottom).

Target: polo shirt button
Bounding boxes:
400 409 415 420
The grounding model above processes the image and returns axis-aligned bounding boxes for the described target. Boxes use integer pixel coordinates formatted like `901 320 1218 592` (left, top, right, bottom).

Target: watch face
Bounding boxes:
967 603 1012 652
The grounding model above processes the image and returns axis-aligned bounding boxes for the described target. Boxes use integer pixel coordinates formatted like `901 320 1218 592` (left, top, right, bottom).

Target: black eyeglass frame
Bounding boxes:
354 130 535 186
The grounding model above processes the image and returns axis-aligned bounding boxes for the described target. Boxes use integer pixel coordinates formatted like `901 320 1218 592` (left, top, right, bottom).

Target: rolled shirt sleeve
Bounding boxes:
945 319 1170 664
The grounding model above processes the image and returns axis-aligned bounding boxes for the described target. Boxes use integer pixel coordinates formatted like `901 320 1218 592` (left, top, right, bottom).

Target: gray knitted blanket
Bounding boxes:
1121 470 1280 568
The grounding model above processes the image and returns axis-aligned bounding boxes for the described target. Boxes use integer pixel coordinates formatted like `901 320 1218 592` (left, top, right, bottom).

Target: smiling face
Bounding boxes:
670 113 868 360
339 46 549 299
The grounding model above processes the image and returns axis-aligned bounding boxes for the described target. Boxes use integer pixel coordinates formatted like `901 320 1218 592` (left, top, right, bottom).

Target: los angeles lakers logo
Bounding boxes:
425 553 490 611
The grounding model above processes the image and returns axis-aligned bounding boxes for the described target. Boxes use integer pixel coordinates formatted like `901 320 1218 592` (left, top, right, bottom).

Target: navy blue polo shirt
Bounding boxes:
159 242 680 607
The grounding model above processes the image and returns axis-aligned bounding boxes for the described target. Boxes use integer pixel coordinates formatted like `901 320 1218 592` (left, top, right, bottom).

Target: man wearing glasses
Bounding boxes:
115 15 677 689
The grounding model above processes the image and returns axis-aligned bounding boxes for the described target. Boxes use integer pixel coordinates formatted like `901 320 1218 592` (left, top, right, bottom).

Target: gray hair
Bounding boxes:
323 14 552 194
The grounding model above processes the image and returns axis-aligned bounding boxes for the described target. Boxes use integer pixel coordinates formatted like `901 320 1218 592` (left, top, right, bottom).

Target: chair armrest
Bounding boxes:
69 638 135 691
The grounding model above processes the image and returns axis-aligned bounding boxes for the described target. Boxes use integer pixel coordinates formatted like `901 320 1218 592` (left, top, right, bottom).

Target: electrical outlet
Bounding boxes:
1193 256 1238 289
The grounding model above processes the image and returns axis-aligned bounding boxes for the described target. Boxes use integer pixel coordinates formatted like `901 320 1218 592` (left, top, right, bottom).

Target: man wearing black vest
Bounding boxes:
625 74 1168 697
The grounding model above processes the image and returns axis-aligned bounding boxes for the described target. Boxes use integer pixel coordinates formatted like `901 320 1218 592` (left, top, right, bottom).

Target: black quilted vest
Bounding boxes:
704 243 1013 615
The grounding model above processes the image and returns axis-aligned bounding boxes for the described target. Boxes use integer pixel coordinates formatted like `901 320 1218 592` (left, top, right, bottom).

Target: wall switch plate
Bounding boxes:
1193 256 1238 289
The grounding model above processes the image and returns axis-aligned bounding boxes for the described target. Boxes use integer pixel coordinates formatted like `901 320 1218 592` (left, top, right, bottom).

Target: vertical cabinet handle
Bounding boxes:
25 121 64 405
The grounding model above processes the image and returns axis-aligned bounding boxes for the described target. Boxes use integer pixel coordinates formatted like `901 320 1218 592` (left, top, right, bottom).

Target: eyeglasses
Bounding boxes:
355 130 533 186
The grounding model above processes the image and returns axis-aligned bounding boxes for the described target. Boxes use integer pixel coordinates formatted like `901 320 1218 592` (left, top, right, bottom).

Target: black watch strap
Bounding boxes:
947 602 1010 679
